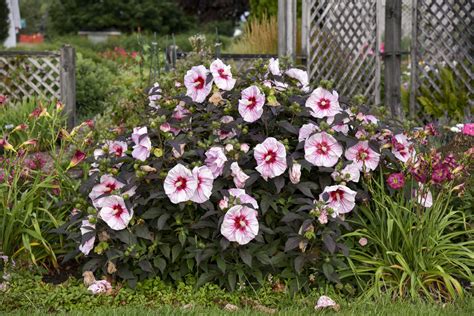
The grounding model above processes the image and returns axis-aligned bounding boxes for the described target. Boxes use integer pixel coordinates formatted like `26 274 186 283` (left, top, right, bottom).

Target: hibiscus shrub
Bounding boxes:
65 57 407 291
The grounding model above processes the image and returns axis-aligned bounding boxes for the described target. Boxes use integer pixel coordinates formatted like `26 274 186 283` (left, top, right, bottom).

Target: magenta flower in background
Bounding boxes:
462 123 474 136
431 165 449 183
387 172 405 190
305 87 342 118
68 150 86 169
220 205 259 245
210 59 236 91
190 166 214 203
98 195 133 230
164 164 197 204
320 184 357 216
254 137 287 180
205 147 227 178
238 85 266 123
184 65 212 103
304 132 343 167
345 141 380 171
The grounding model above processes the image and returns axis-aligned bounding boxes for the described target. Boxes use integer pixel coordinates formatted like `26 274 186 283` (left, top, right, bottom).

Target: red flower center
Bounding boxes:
105 182 117 193
316 141 330 155
233 215 248 231
329 189 345 201
112 204 124 217
264 150 277 163
218 68 229 79
317 98 331 110
247 96 257 110
113 145 123 157
194 76 205 90
356 148 370 161
175 176 188 190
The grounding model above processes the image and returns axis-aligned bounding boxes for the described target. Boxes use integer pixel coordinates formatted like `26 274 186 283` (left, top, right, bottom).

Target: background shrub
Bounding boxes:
0 0 9 43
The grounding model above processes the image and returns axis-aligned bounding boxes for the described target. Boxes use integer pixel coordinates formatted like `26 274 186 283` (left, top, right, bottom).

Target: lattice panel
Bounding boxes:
413 0 473 110
0 53 61 100
305 0 379 102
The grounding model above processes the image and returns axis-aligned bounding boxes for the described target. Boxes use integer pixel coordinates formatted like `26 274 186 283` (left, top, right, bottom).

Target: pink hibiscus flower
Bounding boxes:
184 65 213 103
190 166 214 203
220 205 259 245
415 185 433 208
131 127 151 161
298 123 320 142
238 85 266 123
345 141 380 171
254 137 287 180
106 140 127 157
205 147 228 178
268 58 281 76
306 88 341 118
88 280 112 294
304 132 343 167
164 164 198 204
89 174 125 207
331 162 360 183
285 68 309 92
79 216 95 256
98 195 133 230
228 188 259 209
230 162 250 188
320 185 357 216
391 134 413 163
210 59 236 91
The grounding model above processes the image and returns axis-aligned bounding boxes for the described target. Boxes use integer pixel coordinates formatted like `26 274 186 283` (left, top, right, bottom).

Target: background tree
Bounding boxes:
0 0 10 42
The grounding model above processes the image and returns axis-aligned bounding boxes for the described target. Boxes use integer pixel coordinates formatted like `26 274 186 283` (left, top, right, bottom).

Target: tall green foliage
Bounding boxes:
49 0 194 34
0 0 9 42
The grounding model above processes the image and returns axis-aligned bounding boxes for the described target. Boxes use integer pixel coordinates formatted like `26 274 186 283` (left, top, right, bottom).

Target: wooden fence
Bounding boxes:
0 45 76 128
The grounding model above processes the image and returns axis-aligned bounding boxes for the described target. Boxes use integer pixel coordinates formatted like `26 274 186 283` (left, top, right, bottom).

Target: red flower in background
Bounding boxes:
68 150 86 169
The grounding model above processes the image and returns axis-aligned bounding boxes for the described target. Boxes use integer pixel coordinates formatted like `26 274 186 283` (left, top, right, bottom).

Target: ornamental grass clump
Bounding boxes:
65 57 460 292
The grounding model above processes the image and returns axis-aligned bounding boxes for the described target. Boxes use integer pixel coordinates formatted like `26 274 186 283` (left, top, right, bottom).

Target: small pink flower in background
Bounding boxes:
380 42 385 54
320 185 357 216
79 216 95 256
131 127 151 161
289 162 302 184
356 112 378 125
210 59 236 91
332 162 360 183
225 144 234 153
160 123 180 136
298 123 320 142
205 147 228 178
304 132 343 167
230 162 249 188
219 197 229 210
12 123 28 132
387 172 405 190
68 150 86 169
315 295 337 310
391 134 413 163
254 137 287 180
415 185 433 208
285 68 309 92
98 195 132 230
190 166 214 203
164 164 198 204
229 188 259 209
358 237 368 246
268 58 281 76
345 141 380 171
240 143 250 153
462 123 474 136
238 85 266 123
0 94 7 105
88 280 112 294
318 209 328 224
305 88 342 118
220 205 259 245
217 116 236 140
184 65 212 103
172 104 190 120
355 129 368 139
171 143 186 158
175 81 182 88
106 140 127 158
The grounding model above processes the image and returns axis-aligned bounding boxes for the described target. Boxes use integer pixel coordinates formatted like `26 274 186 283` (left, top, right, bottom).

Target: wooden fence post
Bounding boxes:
278 0 296 61
384 0 403 119
60 45 76 129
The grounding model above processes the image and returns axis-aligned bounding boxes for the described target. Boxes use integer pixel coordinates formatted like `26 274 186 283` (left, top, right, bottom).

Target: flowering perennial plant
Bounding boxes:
66 58 458 291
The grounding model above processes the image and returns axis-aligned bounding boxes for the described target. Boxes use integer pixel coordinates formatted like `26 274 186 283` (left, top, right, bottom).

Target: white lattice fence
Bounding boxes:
0 51 61 100
303 0 381 103
0 47 77 128
411 0 473 114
